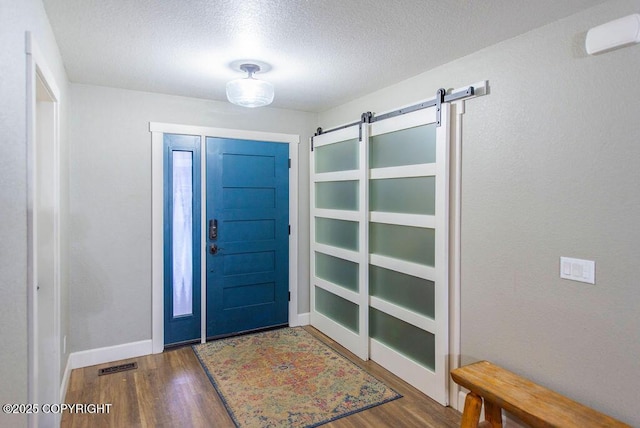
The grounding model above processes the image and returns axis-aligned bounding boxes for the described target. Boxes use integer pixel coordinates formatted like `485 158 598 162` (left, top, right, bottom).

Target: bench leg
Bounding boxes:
460 392 482 428
484 400 503 428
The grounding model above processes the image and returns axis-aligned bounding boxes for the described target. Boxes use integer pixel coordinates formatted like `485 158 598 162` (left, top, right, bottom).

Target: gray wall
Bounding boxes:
68 84 315 351
4 0 639 425
318 0 640 425
0 0 69 426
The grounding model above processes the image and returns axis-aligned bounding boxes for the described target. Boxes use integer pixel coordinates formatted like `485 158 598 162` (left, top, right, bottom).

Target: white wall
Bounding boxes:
318 0 640 425
68 84 315 352
0 0 69 426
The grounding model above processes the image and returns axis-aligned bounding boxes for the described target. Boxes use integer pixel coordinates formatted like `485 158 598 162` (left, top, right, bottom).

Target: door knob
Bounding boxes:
209 244 220 255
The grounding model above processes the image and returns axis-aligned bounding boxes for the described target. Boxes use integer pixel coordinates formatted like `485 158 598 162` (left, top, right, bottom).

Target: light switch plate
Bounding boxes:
560 257 595 284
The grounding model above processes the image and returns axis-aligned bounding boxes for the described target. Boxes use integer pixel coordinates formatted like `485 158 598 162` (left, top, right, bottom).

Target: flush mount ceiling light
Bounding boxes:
226 63 274 108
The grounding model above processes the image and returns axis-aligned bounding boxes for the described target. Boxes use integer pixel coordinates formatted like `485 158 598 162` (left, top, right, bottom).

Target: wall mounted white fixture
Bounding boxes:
585 13 640 55
226 63 274 108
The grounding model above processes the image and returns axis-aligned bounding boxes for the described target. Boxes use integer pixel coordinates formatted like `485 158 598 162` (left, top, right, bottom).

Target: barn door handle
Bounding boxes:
209 219 218 240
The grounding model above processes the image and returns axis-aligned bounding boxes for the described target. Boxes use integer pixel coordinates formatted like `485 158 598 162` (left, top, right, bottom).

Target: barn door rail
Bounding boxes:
312 84 478 150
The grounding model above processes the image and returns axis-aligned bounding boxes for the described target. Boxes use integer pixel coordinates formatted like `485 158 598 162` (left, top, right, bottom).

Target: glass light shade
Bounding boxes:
226 77 274 108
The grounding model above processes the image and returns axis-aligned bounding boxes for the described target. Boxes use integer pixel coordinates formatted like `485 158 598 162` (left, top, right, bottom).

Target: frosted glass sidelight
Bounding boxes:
316 181 359 211
370 223 434 266
370 265 434 318
315 286 359 333
370 308 435 370
316 252 359 292
315 138 359 173
370 124 436 168
370 177 435 215
316 218 359 251
172 151 193 317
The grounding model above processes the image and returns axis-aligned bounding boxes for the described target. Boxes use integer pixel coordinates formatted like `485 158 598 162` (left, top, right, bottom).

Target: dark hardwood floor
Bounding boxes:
62 326 461 427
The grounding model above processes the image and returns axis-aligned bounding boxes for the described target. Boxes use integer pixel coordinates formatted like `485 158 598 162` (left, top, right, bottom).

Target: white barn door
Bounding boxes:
310 103 451 404
310 124 369 360
367 104 450 405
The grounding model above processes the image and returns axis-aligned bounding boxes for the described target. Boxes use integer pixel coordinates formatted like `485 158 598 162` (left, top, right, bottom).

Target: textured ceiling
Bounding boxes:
42 0 607 112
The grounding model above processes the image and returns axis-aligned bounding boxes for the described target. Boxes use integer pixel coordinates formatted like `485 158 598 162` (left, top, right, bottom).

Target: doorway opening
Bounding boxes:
26 33 62 428
150 123 300 352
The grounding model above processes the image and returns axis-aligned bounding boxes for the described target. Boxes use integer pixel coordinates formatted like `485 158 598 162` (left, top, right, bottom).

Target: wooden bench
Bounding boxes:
450 361 631 428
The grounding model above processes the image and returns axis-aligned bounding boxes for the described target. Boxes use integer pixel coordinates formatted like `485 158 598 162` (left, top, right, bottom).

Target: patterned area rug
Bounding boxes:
193 327 401 427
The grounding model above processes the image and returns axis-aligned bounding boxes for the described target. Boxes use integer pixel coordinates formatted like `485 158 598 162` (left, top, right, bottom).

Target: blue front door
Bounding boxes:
205 137 289 338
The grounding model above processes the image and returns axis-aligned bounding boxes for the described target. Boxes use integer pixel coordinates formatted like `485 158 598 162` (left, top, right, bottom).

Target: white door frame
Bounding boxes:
150 123 300 353
449 99 465 409
26 32 62 427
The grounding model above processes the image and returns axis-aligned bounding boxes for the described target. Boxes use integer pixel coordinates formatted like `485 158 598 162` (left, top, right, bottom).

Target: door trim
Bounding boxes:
150 123 300 353
26 32 62 428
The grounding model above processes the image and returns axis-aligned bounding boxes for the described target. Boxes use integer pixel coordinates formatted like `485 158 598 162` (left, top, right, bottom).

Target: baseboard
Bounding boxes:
295 312 310 326
60 354 72 400
457 391 527 427
457 390 471 414
69 340 153 370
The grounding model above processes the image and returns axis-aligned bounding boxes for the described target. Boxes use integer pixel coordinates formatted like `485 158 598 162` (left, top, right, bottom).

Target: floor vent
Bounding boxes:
98 362 138 376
